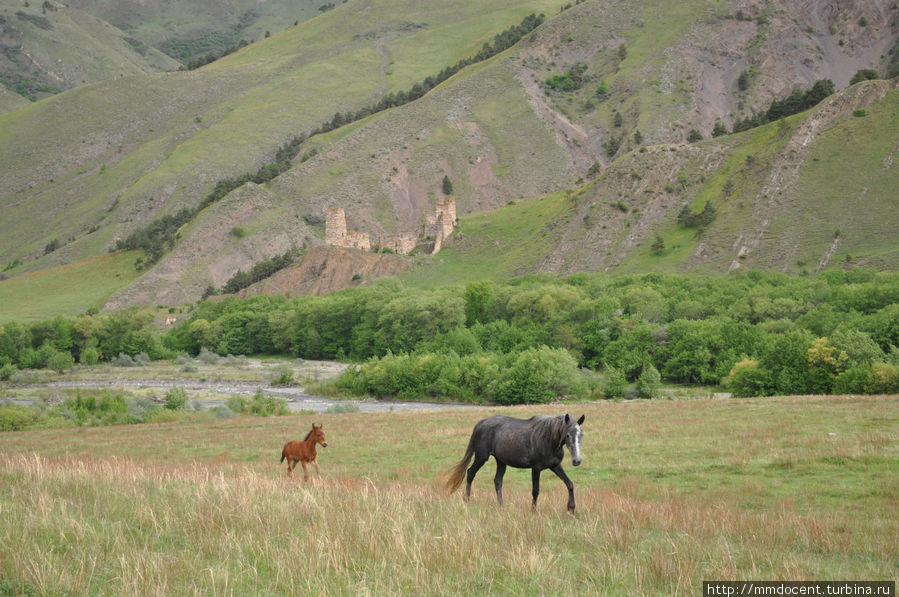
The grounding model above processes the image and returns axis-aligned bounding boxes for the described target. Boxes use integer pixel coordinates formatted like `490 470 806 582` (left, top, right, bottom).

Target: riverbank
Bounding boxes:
1 357 477 414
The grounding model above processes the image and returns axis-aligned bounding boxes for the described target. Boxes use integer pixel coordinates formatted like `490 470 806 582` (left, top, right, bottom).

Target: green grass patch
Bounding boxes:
0 251 142 321
787 90 899 268
403 192 574 287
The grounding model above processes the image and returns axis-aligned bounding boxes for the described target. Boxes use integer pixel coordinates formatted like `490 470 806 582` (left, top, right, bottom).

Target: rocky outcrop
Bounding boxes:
237 245 408 298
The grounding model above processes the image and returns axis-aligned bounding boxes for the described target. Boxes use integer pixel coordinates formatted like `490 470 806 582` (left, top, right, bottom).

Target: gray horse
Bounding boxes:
446 413 585 514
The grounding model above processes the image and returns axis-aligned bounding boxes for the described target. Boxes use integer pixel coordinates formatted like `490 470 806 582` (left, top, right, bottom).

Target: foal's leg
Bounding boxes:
312 459 321 476
493 461 507 506
464 454 489 502
301 460 309 481
550 464 576 515
531 468 541 511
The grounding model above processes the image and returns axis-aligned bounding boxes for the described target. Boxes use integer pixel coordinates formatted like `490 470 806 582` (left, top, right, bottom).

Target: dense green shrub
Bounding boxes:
164 387 188 410
226 389 288 416
636 364 661 398
726 359 771 397
64 392 130 425
0 404 44 431
832 366 870 395
0 363 16 380
46 350 75 373
337 347 582 404
270 367 295 386
601 364 627 398
865 363 899 394
493 346 583 404
80 346 99 365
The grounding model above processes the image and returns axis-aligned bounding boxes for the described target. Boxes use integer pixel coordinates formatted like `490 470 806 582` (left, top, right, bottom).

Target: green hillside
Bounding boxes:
0 0 179 105
0 251 141 321
404 85 899 288
65 0 325 64
1 0 897 317
0 0 559 285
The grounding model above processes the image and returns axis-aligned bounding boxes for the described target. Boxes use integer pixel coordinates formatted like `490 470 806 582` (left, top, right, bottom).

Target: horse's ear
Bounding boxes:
564 413 571 423
578 414 585 426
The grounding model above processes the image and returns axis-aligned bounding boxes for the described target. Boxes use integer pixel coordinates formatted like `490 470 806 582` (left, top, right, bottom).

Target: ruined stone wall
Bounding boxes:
378 233 417 255
435 197 456 238
327 198 454 255
345 230 371 251
430 224 445 255
425 198 456 240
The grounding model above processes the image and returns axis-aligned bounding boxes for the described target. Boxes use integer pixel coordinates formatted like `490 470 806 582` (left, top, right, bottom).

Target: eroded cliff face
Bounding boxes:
236 245 408 298
103 182 319 310
515 0 896 153
514 78 899 277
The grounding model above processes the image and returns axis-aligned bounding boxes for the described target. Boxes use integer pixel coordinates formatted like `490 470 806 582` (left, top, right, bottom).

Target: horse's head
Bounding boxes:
563 414 585 466
311 423 327 448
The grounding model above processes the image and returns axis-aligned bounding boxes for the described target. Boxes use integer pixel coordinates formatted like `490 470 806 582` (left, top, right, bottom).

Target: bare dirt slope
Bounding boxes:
237 245 408 298
103 183 319 309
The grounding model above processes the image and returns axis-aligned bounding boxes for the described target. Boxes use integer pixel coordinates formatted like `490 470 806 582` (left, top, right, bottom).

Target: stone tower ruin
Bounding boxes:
324 198 455 255
324 207 371 251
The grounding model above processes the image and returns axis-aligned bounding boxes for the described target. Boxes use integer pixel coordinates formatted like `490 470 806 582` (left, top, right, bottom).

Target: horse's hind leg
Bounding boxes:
464 454 488 502
531 468 541 511
493 461 507 506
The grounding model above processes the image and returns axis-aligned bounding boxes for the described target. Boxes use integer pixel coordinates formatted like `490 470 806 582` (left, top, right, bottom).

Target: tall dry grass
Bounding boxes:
1 396 897 595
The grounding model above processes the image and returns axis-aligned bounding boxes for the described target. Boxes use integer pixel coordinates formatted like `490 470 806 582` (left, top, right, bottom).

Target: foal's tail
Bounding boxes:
444 436 475 495
279 446 286 463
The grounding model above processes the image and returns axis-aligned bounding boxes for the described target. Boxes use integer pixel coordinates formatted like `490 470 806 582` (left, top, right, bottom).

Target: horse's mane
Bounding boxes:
303 429 313 441
528 415 566 447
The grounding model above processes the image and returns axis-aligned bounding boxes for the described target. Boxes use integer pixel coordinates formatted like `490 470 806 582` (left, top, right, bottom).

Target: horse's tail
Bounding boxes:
280 444 286 463
444 435 475 495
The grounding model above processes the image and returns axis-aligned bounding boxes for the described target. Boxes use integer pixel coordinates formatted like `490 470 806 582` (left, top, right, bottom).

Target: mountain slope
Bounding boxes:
1 0 897 314
0 0 179 106
0 0 559 274
390 80 898 287
64 0 325 64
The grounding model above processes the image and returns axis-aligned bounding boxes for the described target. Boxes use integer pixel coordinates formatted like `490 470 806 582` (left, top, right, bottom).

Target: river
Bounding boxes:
6 379 477 413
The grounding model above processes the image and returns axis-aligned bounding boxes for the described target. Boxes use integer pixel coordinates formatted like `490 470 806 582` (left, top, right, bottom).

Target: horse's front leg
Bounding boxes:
550 464 575 515
493 461 507 506
301 460 309 481
531 468 541 511
313 459 321 476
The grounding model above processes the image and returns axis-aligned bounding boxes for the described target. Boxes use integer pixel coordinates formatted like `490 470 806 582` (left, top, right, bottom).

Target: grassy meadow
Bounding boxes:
0 251 142 322
1 394 896 595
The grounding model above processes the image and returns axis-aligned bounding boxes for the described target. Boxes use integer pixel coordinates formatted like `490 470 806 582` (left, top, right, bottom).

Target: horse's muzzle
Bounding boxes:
322 442 328 448
572 457 582 466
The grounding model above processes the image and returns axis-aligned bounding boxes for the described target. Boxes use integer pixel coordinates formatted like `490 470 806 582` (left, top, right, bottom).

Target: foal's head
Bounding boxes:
306 423 328 448
563 414 585 466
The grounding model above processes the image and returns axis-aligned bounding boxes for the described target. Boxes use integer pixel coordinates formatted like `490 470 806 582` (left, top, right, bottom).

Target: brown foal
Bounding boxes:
280 423 328 480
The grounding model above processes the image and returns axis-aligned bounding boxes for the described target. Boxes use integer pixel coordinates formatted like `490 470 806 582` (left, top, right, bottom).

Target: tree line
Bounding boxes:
4 270 899 401
732 79 835 133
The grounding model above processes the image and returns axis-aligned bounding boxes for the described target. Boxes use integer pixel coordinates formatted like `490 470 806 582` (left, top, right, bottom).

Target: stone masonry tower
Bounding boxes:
325 207 347 245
